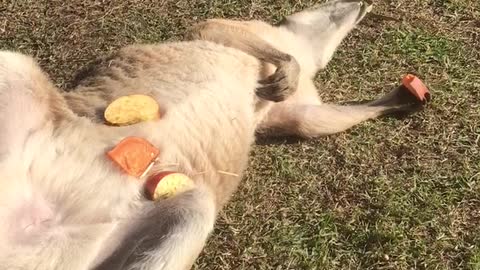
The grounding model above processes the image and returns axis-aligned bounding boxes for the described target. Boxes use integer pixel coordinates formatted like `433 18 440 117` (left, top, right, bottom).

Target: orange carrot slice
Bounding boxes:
402 74 431 103
107 137 160 178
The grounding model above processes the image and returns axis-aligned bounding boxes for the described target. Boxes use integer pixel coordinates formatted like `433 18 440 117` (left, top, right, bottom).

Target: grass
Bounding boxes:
2 0 479 269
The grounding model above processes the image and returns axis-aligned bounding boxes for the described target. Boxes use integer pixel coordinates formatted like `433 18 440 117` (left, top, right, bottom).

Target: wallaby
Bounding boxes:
0 1 420 269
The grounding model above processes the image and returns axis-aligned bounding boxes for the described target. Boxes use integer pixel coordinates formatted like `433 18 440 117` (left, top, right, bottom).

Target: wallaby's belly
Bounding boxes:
66 40 262 206
133 41 262 206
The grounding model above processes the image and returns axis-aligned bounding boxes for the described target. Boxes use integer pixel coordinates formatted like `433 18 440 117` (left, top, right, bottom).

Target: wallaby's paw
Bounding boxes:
256 56 300 102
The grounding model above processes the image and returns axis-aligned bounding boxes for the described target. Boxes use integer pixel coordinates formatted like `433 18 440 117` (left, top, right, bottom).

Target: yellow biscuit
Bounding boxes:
104 95 160 126
145 172 195 201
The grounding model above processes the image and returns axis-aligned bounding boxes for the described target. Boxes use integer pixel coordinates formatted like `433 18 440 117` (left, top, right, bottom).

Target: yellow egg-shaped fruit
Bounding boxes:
145 172 195 201
104 95 160 126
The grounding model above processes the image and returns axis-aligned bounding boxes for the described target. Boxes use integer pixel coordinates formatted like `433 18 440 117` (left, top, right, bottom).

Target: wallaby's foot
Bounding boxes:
368 85 428 115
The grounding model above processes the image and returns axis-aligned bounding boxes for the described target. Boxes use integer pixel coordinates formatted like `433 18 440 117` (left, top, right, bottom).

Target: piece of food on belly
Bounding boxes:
145 172 195 201
107 136 160 177
104 94 161 126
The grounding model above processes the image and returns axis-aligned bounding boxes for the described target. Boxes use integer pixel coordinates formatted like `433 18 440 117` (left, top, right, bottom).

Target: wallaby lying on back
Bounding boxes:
0 1 420 269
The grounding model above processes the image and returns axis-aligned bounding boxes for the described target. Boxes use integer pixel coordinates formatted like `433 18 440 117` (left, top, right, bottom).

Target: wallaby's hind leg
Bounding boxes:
259 86 421 138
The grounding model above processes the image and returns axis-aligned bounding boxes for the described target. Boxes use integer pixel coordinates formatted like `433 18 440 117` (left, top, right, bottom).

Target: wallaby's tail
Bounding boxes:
91 184 216 270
